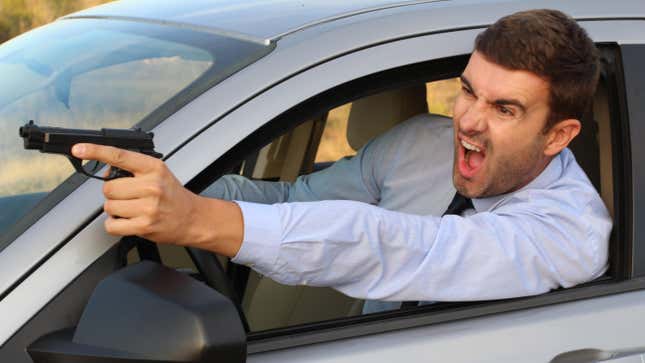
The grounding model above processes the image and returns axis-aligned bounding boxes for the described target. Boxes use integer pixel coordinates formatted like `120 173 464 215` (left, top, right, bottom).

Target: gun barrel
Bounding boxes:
19 121 159 157
19 121 163 180
19 120 46 150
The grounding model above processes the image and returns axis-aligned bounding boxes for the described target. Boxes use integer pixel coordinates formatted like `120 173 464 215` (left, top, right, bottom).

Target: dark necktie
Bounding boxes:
400 192 473 309
442 192 474 216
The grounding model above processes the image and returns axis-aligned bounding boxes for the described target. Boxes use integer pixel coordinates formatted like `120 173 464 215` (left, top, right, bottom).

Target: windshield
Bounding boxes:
0 18 272 246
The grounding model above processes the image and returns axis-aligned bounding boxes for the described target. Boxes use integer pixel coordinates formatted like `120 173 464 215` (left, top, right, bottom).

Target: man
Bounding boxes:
71 9 612 303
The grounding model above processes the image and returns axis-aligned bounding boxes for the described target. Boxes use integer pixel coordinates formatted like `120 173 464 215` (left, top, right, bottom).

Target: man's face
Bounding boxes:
452 51 553 198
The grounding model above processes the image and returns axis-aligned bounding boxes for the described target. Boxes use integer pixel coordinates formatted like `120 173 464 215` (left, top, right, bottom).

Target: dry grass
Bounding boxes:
0 0 113 43
0 154 75 196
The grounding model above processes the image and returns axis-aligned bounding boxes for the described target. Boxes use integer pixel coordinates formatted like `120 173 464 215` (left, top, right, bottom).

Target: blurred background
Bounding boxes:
0 0 458 195
0 0 112 43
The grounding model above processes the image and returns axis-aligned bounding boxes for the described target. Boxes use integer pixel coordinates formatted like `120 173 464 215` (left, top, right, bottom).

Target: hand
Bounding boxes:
71 143 243 256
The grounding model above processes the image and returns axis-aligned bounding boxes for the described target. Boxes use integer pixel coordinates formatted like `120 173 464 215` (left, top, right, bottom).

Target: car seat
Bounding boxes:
242 84 429 330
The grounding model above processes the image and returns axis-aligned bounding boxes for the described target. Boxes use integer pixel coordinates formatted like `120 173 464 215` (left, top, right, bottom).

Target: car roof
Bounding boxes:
64 0 450 44
63 0 645 46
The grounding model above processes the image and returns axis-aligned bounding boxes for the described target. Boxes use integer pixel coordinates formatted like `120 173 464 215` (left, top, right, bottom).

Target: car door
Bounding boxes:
169 20 645 363
1 14 644 363
0 16 274 362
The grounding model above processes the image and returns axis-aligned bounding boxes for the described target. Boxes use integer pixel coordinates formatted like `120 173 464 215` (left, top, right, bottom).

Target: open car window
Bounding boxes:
181 45 623 338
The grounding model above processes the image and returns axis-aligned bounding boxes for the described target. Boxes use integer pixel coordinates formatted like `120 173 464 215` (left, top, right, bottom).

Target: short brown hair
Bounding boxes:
475 9 600 131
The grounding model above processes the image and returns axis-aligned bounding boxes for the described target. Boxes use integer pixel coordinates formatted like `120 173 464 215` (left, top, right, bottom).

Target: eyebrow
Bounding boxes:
460 74 527 114
460 74 473 91
494 98 527 114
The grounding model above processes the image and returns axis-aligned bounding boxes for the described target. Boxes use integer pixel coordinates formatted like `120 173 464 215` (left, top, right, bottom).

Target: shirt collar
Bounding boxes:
470 149 566 212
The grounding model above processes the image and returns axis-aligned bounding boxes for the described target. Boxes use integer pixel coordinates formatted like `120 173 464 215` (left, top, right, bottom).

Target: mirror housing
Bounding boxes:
28 261 246 363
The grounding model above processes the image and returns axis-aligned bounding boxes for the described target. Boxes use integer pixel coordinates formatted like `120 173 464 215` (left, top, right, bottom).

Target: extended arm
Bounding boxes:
71 134 609 302
232 195 610 301
200 148 380 204
202 114 453 209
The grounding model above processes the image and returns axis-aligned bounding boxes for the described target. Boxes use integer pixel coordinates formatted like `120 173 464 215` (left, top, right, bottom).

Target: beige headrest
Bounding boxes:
346 84 428 150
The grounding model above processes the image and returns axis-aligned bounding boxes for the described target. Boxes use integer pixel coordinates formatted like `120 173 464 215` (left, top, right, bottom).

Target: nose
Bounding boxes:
458 100 488 135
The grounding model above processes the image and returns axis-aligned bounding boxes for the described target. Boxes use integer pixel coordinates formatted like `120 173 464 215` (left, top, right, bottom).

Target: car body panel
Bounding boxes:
0 0 644 361
2 15 643 353
66 0 449 42
66 0 645 43
248 288 645 363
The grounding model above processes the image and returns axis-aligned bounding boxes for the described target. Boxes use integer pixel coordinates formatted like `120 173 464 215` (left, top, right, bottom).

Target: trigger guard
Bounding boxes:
67 156 101 180
67 156 111 181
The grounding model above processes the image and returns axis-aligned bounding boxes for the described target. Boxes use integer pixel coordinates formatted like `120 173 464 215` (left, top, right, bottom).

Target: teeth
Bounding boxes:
461 140 481 152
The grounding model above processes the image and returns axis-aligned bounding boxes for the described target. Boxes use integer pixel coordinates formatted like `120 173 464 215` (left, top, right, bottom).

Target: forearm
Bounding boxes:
202 152 380 205
201 175 292 203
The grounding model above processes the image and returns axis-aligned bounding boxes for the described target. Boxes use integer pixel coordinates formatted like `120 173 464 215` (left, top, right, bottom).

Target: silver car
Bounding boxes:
1 0 644 362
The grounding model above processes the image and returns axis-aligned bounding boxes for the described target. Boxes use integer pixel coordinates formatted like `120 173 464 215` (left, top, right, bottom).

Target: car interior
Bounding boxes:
240 82 450 330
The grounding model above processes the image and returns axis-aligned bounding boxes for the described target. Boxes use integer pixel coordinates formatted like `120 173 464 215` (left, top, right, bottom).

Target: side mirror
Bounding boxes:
27 261 246 363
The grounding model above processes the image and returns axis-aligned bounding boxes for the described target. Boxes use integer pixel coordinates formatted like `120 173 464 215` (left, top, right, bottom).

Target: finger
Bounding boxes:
72 143 160 175
104 199 151 219
103 177 162 200
104 215 152 237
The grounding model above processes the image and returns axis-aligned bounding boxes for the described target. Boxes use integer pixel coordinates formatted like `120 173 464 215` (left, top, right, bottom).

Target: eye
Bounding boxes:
497 105 514 117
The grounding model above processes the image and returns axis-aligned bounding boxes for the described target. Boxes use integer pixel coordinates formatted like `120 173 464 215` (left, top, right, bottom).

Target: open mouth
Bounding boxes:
458 138 486 178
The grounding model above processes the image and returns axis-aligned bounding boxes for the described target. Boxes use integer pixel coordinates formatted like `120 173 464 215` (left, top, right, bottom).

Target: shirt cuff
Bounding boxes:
231 201 282 270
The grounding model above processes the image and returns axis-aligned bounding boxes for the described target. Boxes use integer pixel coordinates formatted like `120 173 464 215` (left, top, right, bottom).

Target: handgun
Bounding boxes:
19 120 163 180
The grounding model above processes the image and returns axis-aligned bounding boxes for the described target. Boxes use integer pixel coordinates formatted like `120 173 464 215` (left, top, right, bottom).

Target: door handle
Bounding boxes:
551 347 645 363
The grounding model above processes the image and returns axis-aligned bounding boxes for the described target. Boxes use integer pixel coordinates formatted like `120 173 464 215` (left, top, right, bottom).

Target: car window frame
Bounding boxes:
620 43 645 277
183 43 634 354
186 44 628 353
1 19 642 358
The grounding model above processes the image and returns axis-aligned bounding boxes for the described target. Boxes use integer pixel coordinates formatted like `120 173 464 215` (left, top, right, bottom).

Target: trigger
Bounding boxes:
67 156 104 180
67 156 85 175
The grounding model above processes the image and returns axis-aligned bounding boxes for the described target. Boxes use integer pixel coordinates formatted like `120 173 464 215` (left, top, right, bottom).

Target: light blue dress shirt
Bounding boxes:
232 147 612 303
203 113 455 312
202 114 455 215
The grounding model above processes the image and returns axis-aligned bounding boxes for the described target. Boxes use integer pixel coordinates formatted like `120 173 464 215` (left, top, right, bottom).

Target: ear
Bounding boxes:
543 119 581 157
